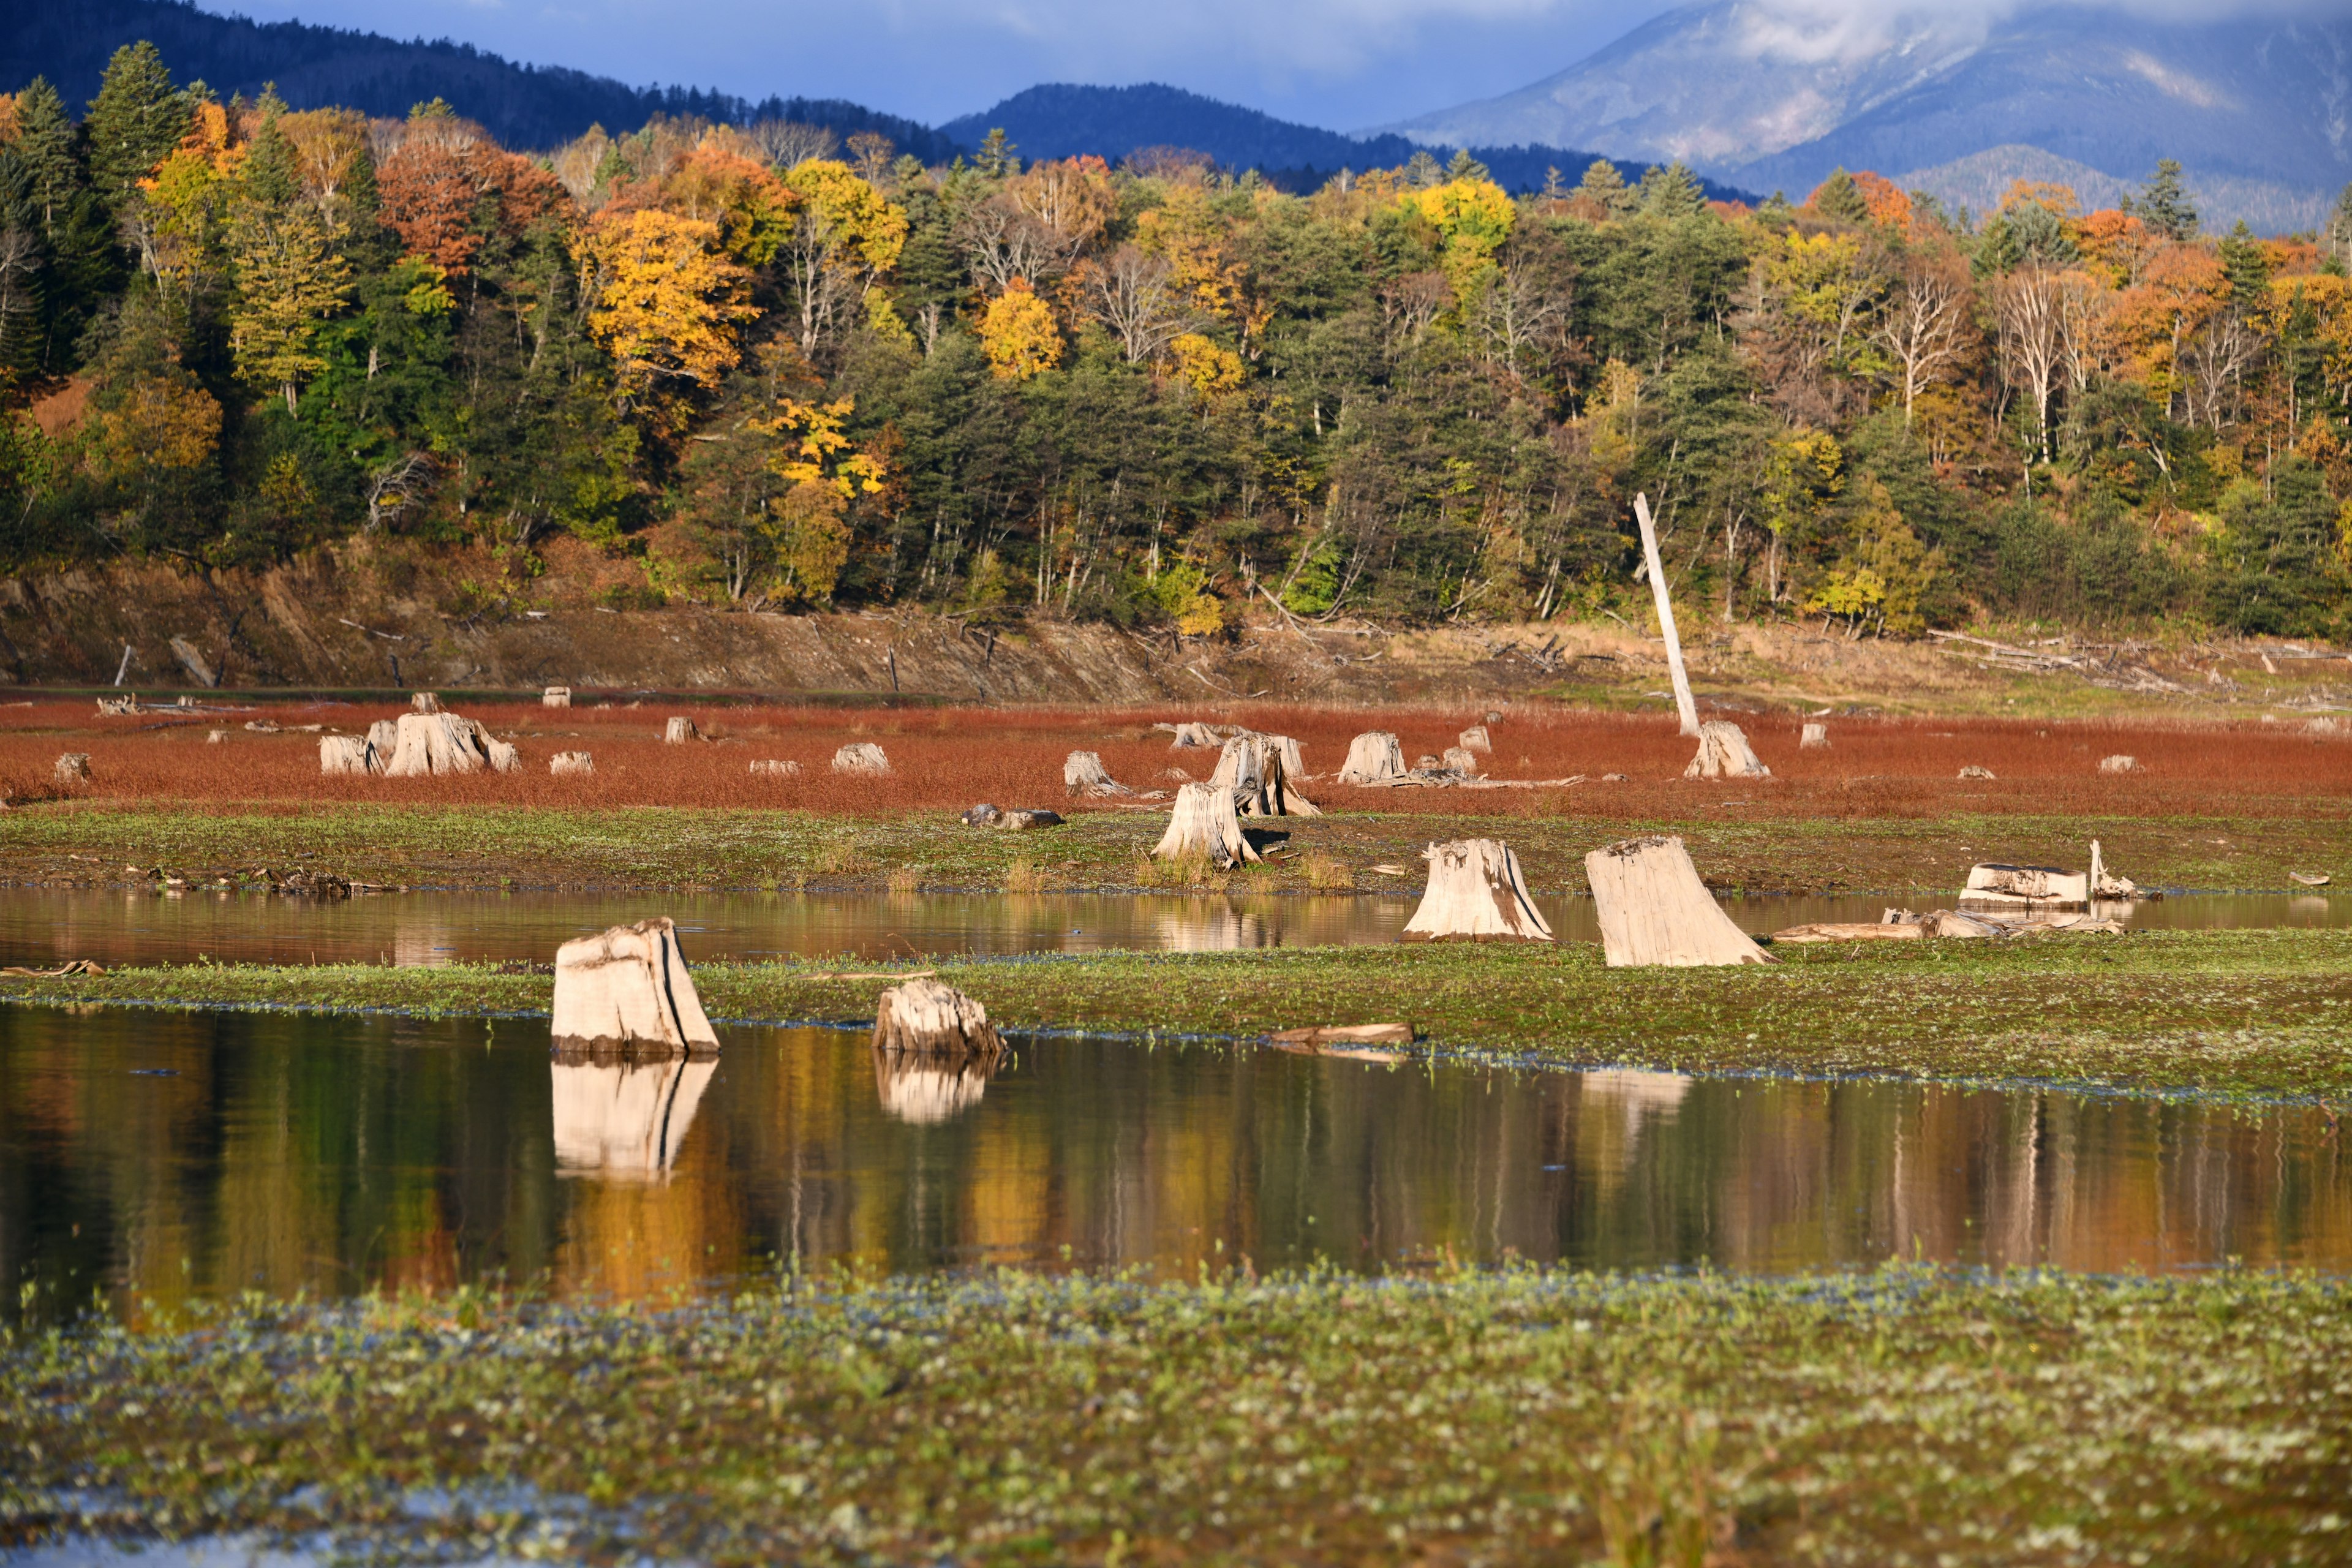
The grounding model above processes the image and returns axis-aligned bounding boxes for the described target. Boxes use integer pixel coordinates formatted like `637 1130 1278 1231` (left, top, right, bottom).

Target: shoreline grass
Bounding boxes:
8 927 2352 1101
3 1264 2346 1565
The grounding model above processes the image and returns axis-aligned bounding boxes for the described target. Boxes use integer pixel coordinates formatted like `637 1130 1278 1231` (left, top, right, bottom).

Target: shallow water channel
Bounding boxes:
0 886 2341 968
4 1002 2347 1321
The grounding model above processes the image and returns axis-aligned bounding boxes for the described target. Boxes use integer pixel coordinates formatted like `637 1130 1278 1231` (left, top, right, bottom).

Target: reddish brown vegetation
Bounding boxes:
2 700 2346 821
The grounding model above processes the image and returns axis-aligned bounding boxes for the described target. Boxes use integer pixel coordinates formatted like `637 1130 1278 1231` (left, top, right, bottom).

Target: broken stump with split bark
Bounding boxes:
53 753 89 785
550 751 594 776
1152 782 1259 868
1684 722 1770 780
1211 732 1320 816
664 716 699 744
1799 722 1828 750
543 687 571 708
1458 725 1491 753
319 736 372 775
1338 731 1408 785
551 916 720 1059
1065 751 1131 797
872 976 1004 1059
1586 835 1772 967
382 712 516 776
1401 840 1553 942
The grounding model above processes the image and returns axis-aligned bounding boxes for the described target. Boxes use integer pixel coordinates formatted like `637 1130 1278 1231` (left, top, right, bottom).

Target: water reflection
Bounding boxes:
0 886 2342 971
872 1051 998 1125
5 1002 2350 1322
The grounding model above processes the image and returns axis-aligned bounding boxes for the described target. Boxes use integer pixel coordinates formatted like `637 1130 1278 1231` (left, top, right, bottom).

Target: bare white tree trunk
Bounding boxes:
1634 493 1699 737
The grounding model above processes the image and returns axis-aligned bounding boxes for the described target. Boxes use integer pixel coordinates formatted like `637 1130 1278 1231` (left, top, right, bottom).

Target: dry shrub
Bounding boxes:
1001 856 1046 893
885 863 925 894
1 697 2346 823
812 836 869 876
1300 848 1354 891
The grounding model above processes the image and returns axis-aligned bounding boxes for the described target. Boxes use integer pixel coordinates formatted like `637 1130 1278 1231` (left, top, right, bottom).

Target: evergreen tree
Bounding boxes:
2128 159 2198 241
1444 148 1490 184
241 94 300 208
10 80 81 240
1813 167 1870 224
2218 219 2270 312
973 128 1017 179
1638 160 1706 219
1577 159 1637 217
83 43 189 216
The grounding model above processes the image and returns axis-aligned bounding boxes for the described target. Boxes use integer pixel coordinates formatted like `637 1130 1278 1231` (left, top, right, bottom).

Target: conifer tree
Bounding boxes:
2128 159 2198 241
1639 160 1706 219
1812 167 1870 224
84 43 187 216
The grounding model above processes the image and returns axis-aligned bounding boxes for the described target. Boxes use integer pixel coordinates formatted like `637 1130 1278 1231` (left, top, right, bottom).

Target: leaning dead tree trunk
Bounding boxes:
551 916 721 1058
1586 835 1772 967
382 712 518 776
832 742 891 775
1684 721 1770 780
1211 733 1321 816
1152 782 1259 867
872 976 1004 1058
1634 492 1700 738
1338 731 1408 785
1065 750 1131 797
1401 839 1553 942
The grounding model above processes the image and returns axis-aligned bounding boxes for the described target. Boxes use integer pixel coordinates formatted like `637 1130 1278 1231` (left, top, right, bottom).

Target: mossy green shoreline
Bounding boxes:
9 927 2352 1101
4 1267 2348 1565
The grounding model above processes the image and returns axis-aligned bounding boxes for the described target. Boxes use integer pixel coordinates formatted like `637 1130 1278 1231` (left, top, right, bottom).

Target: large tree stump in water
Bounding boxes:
1586 835 1772 967
1401 839 1553 942
832 742 891 775
1065 750 1131 797
1210 733 1320 816
1684 722 1770 780
382 712 517 776
1152 782 1260 867
549 1055 715 1179
1338 731 1408 785
872 976 1004 1058
551 916 720 1058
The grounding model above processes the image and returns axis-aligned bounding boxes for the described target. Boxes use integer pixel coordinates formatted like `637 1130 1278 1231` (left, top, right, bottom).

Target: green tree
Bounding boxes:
83 43 189 216
228 203 353 413
1638 161 1707 219
1812 168 1870 224
2127 159 2199 242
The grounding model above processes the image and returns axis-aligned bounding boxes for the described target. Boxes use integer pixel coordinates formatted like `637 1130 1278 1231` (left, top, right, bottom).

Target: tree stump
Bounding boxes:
1442 745 1480 775
53 753 90 785
1167 722 1226 748
1458 725 1491 753
872 976 1004 1058
549 1056 715 1179
1400 839 1553 942
962 803 1003 826
1799 722 1828 750
1684 722 1770 780
319 736 372 775
543 687 571 708
550 751 594 775
2098 754 2138 774
1211 733 1321 816
832 742 891 775
411 692 440 714
664 716 699 744
1152 782 1259 867
872 1054 995 1124
1065 750 1131 797
367 718 399 758
1585 835 1773 967
1338 731 1408 785
206 729 227 744
750 759 801 777
1958 765 1996 779
383 712 516 776
551 916 720 1058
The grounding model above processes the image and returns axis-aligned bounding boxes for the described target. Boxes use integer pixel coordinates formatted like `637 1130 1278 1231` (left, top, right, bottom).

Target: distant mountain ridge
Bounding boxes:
2 0 957 156
1381 1 2352 231
940 81 1755 198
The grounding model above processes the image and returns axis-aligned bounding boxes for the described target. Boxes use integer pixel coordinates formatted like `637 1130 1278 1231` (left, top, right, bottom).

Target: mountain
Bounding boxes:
942 81 1755 198
1 0 958 156
1380 2 2352 230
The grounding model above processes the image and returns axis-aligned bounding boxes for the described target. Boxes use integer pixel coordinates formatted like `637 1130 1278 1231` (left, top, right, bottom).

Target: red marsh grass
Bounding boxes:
2 696 2349 821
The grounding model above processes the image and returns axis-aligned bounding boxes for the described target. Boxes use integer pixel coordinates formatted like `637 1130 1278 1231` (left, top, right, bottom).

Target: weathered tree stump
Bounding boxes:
962 803 1003 826
367 718 399 758
1958 764 1996 779
1065 750 1131 797
2098 753 2138 774
382 712 517 776
872 976 1004 1058
1684 722 1770 780
53 753 90 785
1166 722 1227 748
1799 722 1828 750
1441 745 1480 775
549 1056 715 1179
1586 835 1772 967
999 808 1063 830
1458 725 1491 753
832 741 890 775
872 1054 996 1124
319 735 372 775
1152 782 1259 867
551 916 720 1058
1400 839 1553 942
749 759 801 777
550 751 594 776
1210 733 1320 816
410 692 440 714
664 716 699 744
543 687 571 708
1338 731 1408 785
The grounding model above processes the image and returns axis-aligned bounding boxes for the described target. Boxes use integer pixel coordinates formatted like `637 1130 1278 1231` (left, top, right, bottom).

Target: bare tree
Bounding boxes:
0 225 39 371
957 196 1063 292
364 451 437 532
1874 259 1973 426
1082 246 1189 363
2179 309 2263 431
1381 271 1452 350
747 120 837 170
1992 266 2067 462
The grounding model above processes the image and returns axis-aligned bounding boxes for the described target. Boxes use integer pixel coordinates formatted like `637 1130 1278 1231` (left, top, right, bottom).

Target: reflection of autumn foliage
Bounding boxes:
376 121 568 274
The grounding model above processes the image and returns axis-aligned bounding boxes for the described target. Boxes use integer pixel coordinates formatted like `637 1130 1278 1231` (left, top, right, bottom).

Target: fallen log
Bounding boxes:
550 916 720 1060
1338 731 1408 785
1401 839 1553 942
1586 835 1772 968
1770 922 1923 943
1152 782 1259 867
0 959 106 977
1267 1022 1415 1046
1684 722 1770 780
1963 863 2089 904
872 976 1004 1058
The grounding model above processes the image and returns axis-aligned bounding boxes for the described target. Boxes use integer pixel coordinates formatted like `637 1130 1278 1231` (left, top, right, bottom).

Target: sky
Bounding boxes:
198 0 2346 134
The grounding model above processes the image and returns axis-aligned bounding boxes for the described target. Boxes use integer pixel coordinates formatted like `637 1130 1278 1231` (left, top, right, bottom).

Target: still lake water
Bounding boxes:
4 1003 2346 1321
0 886 2341 969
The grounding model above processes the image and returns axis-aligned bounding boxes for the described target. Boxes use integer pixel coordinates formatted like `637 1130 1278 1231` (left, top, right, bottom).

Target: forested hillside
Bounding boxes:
5 42 2352 647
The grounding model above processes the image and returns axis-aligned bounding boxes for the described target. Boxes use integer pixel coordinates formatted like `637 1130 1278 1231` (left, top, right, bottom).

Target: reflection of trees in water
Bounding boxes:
872 1052 995 1125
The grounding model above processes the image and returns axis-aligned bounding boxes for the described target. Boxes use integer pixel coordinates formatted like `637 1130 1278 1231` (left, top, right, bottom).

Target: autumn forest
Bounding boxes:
4 41 2352 639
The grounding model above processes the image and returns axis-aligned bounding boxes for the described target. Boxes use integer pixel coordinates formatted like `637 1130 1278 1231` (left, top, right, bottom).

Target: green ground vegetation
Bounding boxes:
9 928 2352 1101
4 1265 2347 1565
3 802 2343 895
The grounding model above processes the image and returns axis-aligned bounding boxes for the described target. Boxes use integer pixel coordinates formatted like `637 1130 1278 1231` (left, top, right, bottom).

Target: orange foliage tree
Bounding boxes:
581 209 756 415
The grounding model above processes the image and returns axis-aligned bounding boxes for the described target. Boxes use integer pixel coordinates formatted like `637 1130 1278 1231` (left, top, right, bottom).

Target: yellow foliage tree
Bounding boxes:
979 279 1062 380
1169 331 1243 397
1409 175 1516 313
582 208 757 413
777 158 908 352
227 203 353 413
88 370 222 480
752 394 886 499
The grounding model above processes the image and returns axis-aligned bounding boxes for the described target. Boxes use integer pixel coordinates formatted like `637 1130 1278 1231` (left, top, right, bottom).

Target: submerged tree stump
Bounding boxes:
551 916 720 1058
382 712 517 776
872 1054 996 1124
1586 835 1772 967
664 716 699 744
550 751 594 776
1211 733 1320 816
1338 731 1408 785
1800 722 1828 750
1684 722 1771 780
1152 782 1259 867
549 1055 715 1180
872 976 1004 1058
1065 750 1131 797
1400 839 1553 942
319 735 372 775
832 742 891 775
543 687 571 708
